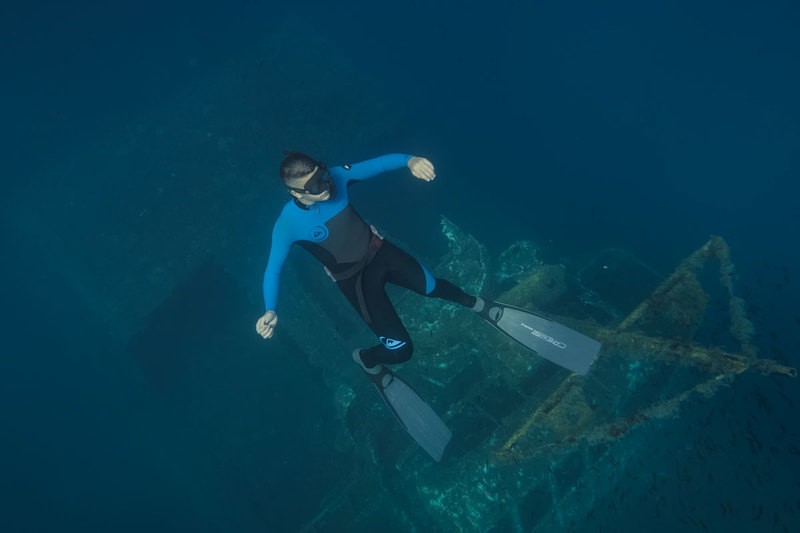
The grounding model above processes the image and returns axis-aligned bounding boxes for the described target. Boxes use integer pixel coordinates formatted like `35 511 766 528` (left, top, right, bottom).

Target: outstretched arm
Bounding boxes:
256 216 293 340
336 153 436 183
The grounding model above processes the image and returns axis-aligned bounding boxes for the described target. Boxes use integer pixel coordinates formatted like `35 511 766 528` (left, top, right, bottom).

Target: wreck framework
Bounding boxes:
301 222 796 532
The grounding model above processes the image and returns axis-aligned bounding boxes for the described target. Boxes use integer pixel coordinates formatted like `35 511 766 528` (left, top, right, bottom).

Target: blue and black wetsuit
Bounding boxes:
262 153 475 367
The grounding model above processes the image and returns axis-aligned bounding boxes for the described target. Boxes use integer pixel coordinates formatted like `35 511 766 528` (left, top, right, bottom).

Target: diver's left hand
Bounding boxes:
408 156 436 181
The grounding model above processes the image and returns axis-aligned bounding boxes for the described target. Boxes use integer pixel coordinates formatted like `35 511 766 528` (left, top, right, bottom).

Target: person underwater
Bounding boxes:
255 152 482 368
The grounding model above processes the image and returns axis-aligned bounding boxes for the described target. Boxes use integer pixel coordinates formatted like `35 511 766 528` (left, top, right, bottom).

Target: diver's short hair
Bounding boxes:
279 151 318 183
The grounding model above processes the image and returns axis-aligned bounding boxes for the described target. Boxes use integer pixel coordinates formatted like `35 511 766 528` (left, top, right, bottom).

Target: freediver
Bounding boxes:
255 152 482 368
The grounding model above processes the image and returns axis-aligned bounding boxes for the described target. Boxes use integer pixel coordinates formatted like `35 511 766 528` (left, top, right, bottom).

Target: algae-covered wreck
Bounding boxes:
300 218 795 532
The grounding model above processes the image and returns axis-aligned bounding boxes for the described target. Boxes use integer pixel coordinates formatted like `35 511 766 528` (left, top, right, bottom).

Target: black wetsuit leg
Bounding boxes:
337 240 475 367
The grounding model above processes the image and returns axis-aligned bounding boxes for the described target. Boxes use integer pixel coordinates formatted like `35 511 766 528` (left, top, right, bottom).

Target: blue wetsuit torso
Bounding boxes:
262 153 412 312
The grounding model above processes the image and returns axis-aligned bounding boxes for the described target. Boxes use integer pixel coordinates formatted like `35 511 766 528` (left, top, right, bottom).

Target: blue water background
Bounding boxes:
2 0 798 531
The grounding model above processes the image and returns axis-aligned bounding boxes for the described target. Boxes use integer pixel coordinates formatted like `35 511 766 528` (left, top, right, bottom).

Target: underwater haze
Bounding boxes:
2 0 799 531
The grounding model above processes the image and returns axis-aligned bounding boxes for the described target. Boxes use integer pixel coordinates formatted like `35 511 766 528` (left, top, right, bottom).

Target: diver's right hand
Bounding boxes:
256 310 278 339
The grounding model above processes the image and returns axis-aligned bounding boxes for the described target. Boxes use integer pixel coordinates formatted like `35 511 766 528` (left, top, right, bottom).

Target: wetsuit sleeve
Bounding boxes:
262 214 294 312
337 153 413 183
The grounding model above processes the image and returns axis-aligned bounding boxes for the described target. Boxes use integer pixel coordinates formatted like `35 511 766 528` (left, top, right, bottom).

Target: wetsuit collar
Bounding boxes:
293 197 311 210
